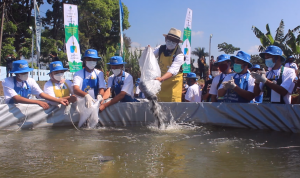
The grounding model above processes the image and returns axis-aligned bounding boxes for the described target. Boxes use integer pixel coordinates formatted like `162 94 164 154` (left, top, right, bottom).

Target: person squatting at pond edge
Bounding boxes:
73 49 106 108
184 72 201 102
1 60 69 109
218 51 256 103
152 28 185 102
44 61 77 105
100 56 137 112
252 45 296 104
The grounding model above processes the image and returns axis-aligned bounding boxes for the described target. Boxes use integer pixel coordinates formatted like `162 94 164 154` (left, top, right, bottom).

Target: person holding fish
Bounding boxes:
44 61 77 105
152 28 185 102
99 56 137 112
73 49 106 108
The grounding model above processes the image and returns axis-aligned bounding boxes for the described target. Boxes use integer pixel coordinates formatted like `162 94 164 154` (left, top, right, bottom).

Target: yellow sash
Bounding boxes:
52 82 70 98
157 47 183 102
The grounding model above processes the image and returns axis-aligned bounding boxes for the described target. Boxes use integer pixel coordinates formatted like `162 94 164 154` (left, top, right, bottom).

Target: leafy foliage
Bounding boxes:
217 42 240 54
191 47 208 59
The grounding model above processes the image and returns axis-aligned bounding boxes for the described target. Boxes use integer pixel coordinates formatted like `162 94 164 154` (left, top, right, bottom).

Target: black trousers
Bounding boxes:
199 69 205 79
6 67 12 77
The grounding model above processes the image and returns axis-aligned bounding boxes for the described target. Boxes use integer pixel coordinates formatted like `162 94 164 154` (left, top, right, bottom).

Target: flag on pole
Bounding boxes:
63 4 82 72
119 0 124 58
34 0 41 53
182 8 193 73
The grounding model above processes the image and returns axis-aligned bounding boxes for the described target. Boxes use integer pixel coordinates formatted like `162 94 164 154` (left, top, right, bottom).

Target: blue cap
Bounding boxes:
230 51 253 68
252 64 261 69
48 61 68 74
184 72 198 79
10 60 33 74
259 45 286 62
136 78 140 82
81 49 101 61
107 56 127 65
215 54 231 63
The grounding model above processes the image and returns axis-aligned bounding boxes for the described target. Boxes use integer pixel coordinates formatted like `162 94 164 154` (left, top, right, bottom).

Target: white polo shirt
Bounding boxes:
2 77 43 104
209 73 229 96
44 79 74 105
218 73 255 93
259 67 295 104
185 83 201 102
107 71 134 97
73 68 106 99
153 45 185 76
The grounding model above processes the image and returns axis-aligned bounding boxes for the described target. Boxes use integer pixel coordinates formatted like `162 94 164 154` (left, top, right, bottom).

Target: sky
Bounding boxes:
39 0 300 60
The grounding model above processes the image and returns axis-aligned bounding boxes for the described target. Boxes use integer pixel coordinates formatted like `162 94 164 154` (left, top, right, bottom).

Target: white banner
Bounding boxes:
63 4 82 72
182 8 192 73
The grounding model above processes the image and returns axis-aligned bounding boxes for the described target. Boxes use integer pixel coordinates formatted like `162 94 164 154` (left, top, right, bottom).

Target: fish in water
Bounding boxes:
95 154 114 162
139 80 165 128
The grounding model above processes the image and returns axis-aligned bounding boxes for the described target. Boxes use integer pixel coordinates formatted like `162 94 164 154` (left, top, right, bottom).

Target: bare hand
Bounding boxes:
155 77 163 82
37 101 50 110
58 98 69 106
99 104 106 112
68 95 77 103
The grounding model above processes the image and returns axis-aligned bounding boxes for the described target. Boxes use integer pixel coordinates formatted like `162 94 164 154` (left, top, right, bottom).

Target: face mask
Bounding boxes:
265 58 275 68
53 73 64 81
18 73 28 81
86 61 97 70
212 71 220 77
165 39 177 50
219 63 229 73
8 57 11 58
233 63 243 73
112 69 121 76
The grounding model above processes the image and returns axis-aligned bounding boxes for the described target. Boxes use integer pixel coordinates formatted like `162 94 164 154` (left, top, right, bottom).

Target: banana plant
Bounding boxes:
252 19 294 56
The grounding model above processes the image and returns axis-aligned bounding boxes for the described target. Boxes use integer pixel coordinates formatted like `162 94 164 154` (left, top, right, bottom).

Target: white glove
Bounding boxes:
84 94 95 108
97 94 103 102
251 68 267 84
222 76 236 90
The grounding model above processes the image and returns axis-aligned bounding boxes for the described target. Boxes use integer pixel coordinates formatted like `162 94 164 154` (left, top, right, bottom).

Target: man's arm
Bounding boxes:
39 92 68 105
73 85 88 97
253 83 262 97
211 95 217 102
100 91 126 111
102 88 111 100
264 80 288 96
218 88 227 97
12 95 50 110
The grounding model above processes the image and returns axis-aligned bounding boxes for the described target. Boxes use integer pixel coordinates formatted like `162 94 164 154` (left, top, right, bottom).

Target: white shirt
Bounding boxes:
185 84 201 102
73 68 106 99
259 67 295 104
218 73 255 93
209 73 229 96
135 86 145 98
285 62 298 70
2 77 43 104
153 45 185 76
44 79 74 105
107 71 134 97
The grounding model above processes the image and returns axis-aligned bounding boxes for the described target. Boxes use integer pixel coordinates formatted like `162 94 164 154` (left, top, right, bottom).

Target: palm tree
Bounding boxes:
252 19 297 56
191 47 209 59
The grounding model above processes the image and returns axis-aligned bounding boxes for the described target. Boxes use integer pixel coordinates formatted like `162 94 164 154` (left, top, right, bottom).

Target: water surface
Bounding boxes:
0 126 300 177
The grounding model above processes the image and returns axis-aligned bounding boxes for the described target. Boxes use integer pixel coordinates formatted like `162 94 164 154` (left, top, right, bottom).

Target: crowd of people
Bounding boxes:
1 27 300 111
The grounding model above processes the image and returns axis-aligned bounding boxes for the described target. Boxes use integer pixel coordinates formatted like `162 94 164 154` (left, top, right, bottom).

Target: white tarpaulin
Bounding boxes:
0 101 300 132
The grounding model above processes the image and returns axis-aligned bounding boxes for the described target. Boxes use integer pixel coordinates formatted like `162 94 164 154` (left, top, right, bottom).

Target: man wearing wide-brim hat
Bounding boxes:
1 60 69 109
73 49 106 108
44 61 77 105
252 45 296 104
100 56 137 112
184 72 201 102
151 28 185 102
218 51 256 103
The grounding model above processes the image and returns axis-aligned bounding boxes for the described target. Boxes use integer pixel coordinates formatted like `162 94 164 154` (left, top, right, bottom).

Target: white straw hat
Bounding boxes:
163 28 183 43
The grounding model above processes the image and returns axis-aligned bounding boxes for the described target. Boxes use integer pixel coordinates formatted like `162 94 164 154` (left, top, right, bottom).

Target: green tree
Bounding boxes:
250 55 266 69
284 29 300 63
191 47 208 59
217 42 240 54
252 19 298 56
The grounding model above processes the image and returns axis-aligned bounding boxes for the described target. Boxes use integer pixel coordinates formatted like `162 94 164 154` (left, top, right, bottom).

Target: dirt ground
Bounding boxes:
0 81 46 96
